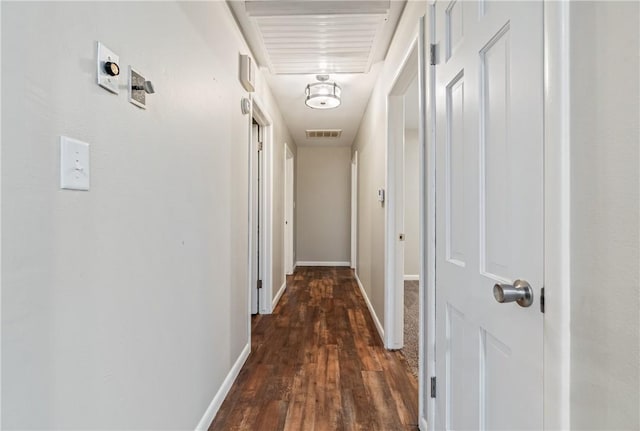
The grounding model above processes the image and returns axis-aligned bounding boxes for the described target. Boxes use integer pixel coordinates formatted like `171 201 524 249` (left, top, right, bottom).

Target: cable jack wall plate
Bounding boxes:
96 42 120 94
129 67 147 109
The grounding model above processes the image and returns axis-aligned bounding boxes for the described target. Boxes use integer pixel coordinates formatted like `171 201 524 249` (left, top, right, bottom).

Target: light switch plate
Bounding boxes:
60 136 90 191
97 42 119 94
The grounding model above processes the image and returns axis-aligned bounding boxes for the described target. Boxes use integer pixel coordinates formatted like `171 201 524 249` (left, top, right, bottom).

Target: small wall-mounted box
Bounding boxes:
377 188 385 203
239 54 255 92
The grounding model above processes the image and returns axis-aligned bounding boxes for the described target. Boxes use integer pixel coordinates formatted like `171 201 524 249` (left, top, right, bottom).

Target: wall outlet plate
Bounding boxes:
97 42 119 94
129 67 146 109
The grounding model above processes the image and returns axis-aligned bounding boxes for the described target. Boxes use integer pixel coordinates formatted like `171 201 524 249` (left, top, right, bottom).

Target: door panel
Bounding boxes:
445 71 466 267
251 123 261 315
284 152 294 275
481 24 511 280
434 1 543 429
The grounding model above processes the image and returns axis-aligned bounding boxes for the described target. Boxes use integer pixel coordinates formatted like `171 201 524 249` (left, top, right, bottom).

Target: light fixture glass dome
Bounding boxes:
305 79 341 109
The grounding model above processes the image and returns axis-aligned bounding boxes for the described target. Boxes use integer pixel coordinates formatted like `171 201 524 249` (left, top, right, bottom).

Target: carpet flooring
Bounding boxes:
403 280 419 377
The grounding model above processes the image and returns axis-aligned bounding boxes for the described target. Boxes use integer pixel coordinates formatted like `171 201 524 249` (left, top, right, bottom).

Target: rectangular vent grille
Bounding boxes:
306 129 343 139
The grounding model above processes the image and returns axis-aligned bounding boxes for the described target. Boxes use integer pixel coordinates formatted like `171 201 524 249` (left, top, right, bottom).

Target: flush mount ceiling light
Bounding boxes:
305 75 342 109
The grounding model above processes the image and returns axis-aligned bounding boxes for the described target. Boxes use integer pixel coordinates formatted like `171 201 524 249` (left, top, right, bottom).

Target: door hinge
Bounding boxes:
257 279 263 290
430 377 436 398
430 43 437 66
257 141 263 152
540 287 545 313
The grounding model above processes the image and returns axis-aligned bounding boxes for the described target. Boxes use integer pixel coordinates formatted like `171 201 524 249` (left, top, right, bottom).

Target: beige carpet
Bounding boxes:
403 280 419 377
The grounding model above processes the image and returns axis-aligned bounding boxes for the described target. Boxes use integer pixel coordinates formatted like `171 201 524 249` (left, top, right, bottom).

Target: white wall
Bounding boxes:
569 2 639 428
296 146 351 264
352 2 427 329
1 2 293 428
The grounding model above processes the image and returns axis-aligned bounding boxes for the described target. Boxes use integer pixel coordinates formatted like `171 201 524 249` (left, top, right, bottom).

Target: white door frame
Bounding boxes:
284 143 295 275
417 15 431 430
249 121 261 316
424 2 572 429
351 151 358 270
542 2 572 429
249 95 274 315
385 37 420 351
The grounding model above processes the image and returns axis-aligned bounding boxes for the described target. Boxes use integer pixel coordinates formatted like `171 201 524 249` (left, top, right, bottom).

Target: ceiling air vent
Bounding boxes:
306 129 343 139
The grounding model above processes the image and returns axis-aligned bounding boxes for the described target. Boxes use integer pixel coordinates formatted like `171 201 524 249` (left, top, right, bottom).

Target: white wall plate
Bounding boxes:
96 42 120 94
60 136 90 191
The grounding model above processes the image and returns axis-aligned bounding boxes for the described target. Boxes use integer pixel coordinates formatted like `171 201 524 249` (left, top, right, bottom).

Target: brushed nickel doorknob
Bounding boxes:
493 280 534 308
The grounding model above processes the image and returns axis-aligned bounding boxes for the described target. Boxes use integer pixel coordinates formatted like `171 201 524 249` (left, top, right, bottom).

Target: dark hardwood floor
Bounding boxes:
209 266 419 431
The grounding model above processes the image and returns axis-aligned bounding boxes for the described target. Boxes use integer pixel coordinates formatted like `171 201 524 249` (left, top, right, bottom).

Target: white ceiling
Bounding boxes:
228 0 407 147
251 13 388 74
266 67 382 147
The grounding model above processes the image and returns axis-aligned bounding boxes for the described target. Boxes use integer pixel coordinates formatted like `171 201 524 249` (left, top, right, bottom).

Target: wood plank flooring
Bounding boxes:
209 267 419 431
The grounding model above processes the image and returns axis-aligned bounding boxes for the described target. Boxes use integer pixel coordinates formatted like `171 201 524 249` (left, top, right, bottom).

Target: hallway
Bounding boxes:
209 267 418 431
2 2 639 429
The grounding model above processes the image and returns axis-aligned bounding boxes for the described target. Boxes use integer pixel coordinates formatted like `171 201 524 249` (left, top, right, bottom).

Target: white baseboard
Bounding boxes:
296 261 350 267
195 343 250 430
354 272 384 343
420 416 428 431
272 281 287 310
404 274 420 281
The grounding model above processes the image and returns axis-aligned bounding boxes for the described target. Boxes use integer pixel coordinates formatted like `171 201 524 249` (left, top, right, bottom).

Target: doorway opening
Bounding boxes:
284 144 295 276
351 151 358 270
385 27 429 427
249 96 274 316
385 38 420 351
250 119 264 315
401 74 420 378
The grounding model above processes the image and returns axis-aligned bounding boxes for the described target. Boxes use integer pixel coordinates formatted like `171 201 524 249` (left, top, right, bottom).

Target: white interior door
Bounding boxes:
284 146 294 275
250 122 262 314
433 1 543 429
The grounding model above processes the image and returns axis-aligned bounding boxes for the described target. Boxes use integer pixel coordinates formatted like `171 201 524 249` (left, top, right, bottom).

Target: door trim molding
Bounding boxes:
351 151 358 269
251 94 274 315
543 2 572 429
424 8 437 427
284 143 295 276
385 35 420 351
417 15 431 427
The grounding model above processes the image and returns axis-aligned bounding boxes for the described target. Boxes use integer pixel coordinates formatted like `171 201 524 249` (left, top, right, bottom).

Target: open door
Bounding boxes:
433 1 544 428
284 144 294 275
250 121 263 315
